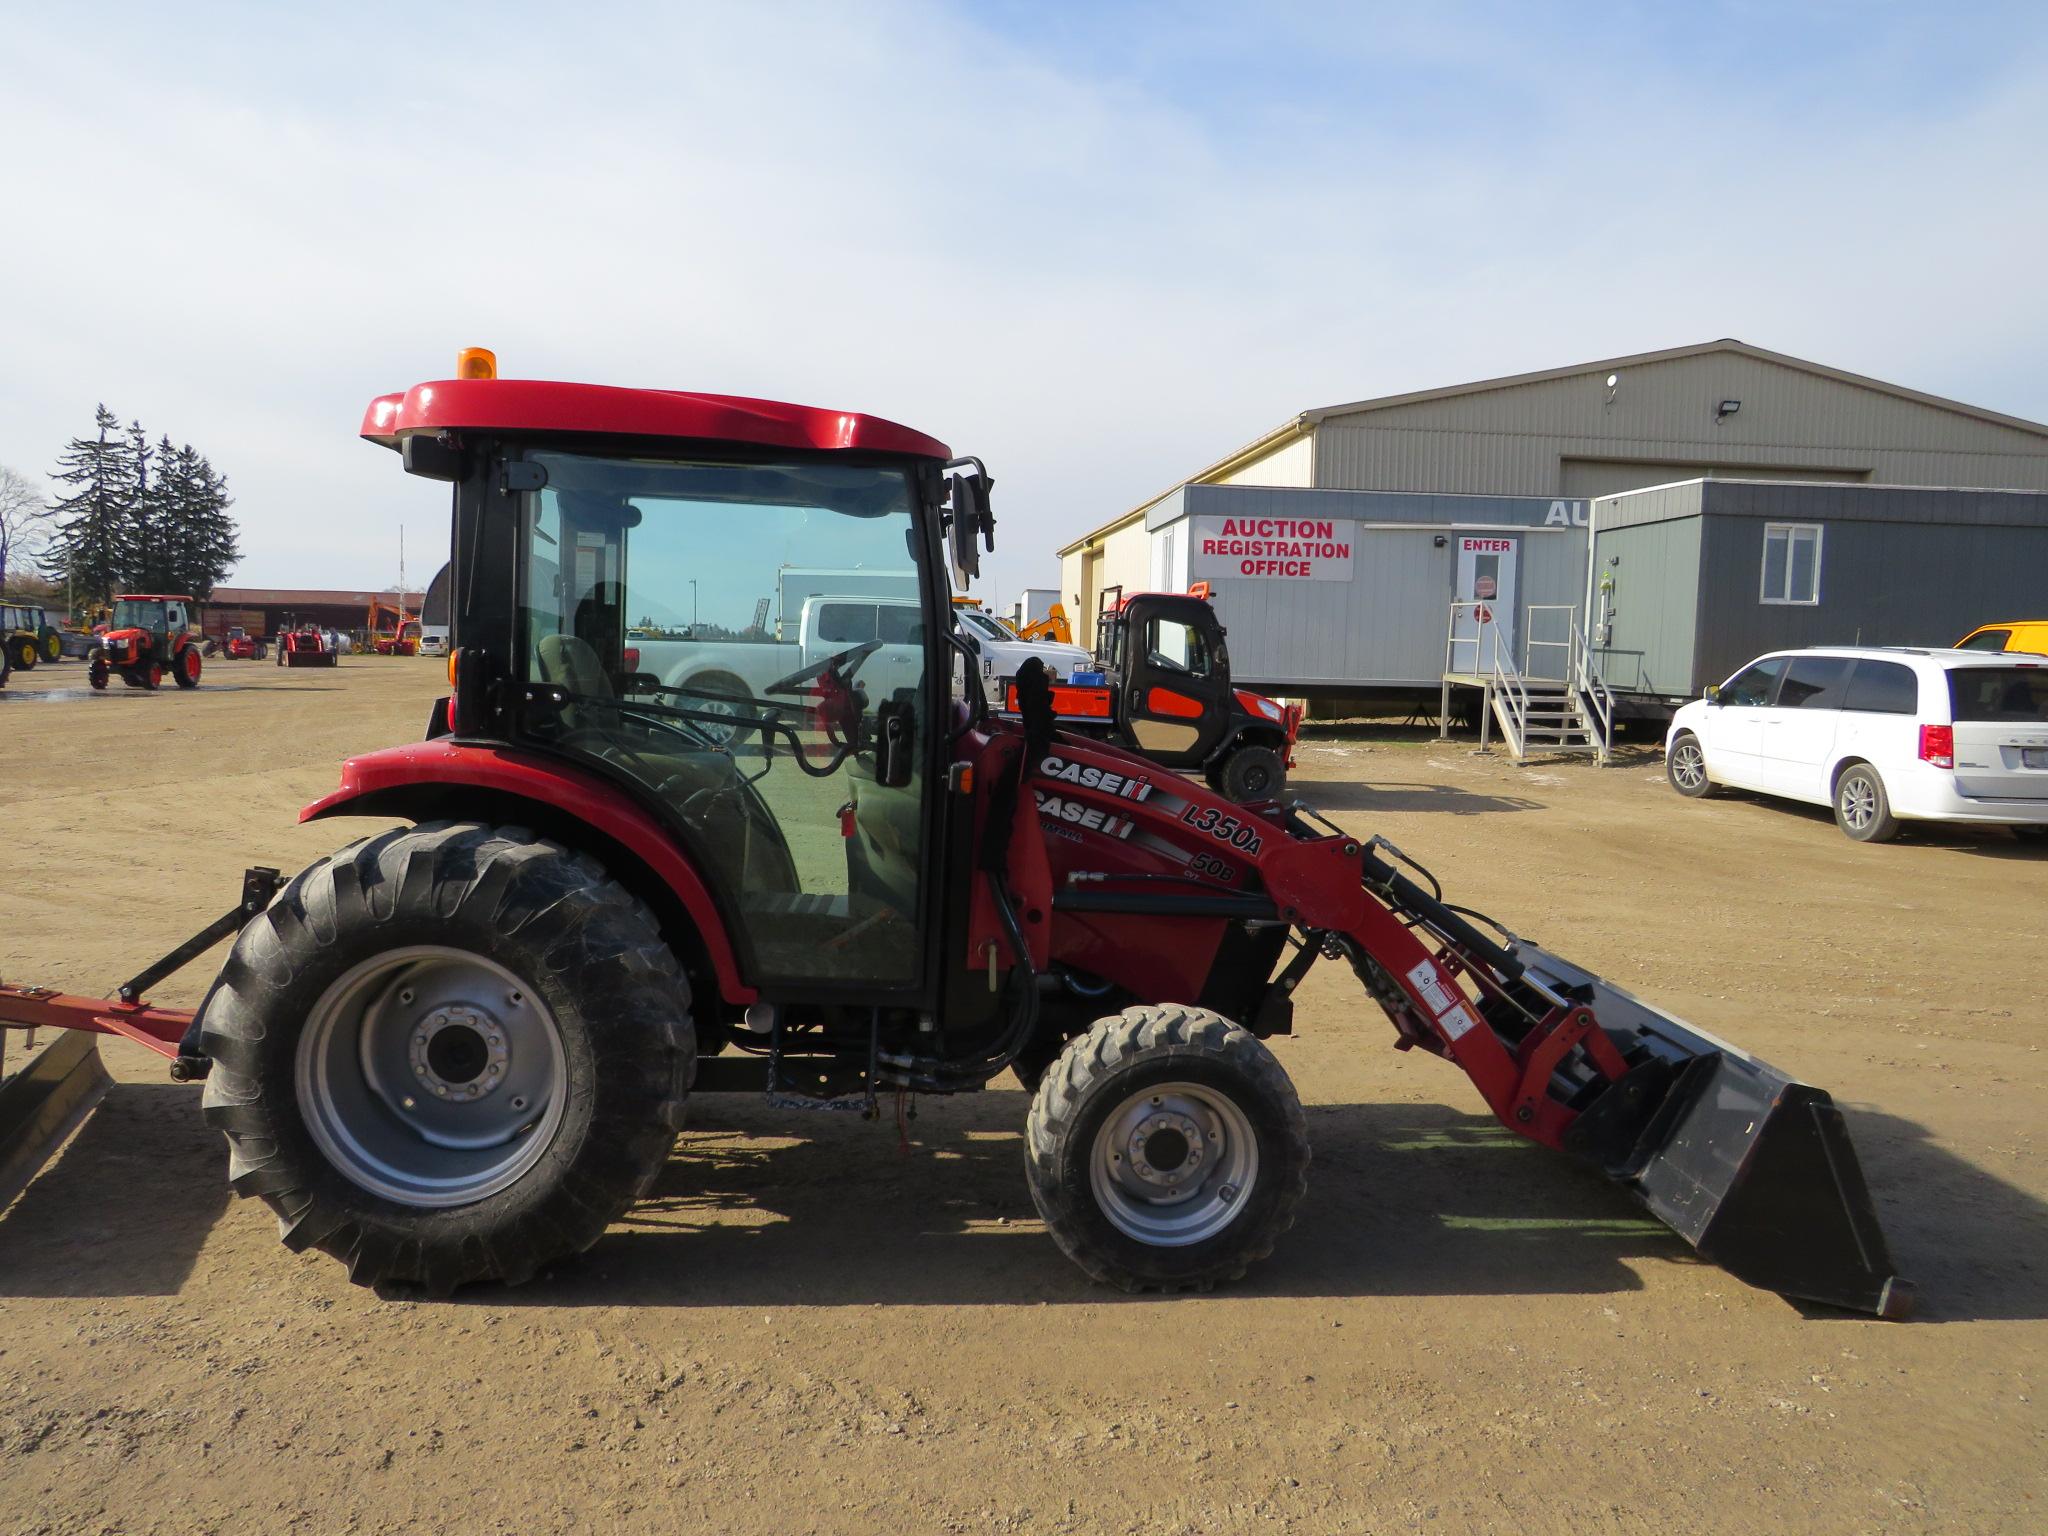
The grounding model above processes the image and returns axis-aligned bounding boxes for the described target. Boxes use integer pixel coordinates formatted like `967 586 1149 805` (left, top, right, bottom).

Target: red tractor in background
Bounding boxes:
0 352 1909 1318
278 623 338 667
87 594 205 691
223 626 269 661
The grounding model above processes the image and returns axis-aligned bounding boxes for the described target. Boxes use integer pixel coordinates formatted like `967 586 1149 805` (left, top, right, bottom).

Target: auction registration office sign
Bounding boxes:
1189 515 1356 581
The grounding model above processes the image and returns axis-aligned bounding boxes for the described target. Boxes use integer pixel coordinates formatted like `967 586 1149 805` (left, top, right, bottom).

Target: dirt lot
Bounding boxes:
1 657 2043 1534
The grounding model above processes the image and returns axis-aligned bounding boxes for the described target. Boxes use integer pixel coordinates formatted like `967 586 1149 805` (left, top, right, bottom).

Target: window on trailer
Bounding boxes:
1761 523 1823 605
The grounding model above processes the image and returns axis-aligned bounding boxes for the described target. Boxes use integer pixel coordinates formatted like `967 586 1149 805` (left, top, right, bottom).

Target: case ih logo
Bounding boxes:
1034 789 1138 839
1038 755 1154 800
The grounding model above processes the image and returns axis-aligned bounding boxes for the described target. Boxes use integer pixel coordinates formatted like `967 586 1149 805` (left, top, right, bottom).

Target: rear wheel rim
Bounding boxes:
1841 773 1878 831
1671 740 1706 790
1089 1080 1259 1247
297 945 567 1207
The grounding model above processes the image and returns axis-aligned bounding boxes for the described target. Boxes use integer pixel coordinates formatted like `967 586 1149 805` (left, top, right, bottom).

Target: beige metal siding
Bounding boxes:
1560 459 1873 499
1314 352 2048 494
1212 433 1314 487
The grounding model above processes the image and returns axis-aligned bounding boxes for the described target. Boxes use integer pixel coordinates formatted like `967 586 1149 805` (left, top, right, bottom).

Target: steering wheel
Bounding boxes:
764 638 883 697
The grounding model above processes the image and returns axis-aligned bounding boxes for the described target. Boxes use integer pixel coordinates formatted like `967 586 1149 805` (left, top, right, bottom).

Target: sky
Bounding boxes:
3 0 2045 608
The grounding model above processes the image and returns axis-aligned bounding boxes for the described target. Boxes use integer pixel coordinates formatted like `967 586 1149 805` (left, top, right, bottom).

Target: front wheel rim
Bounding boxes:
1672 742 1705 790
297 945 568 1207
1089 1080 1259 1247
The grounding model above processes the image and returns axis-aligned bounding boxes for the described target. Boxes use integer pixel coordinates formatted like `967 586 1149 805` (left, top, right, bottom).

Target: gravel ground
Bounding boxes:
1 657 2042 1534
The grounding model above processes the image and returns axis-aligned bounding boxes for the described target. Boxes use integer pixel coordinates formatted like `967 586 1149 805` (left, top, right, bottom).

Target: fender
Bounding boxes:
301 739 755 1004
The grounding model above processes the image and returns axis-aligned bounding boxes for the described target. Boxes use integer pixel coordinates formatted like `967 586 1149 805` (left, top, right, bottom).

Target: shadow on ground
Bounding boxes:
3 1076 2039 1323
1298 780 1545 816
0 1082 227 1298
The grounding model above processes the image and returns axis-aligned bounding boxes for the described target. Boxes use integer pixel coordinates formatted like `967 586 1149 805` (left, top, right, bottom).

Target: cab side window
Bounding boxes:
1957 629 2011 653
1721 657 1787 706
1145 617 1210 677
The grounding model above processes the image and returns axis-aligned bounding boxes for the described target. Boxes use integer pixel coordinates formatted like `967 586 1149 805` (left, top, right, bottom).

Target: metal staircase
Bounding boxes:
1441 603 1613 765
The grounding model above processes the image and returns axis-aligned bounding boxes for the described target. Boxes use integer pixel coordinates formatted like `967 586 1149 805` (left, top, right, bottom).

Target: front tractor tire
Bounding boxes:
11 636 38 670
87 655 109 690
1025 1005 1309 1292
199 821 694 1294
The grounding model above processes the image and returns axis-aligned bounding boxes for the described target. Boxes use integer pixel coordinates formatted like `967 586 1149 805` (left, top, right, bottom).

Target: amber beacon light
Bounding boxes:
456 347 498 380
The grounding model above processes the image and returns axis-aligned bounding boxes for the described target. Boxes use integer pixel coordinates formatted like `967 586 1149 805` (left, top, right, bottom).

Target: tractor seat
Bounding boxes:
537 633 614 701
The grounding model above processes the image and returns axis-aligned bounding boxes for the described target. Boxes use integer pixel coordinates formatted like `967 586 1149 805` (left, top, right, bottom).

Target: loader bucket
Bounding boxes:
0 1032 111 1213
1519 945 1914 1319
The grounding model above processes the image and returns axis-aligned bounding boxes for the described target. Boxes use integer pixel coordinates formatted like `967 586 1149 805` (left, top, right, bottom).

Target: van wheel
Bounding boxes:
1666 733 1716 798
1834 762 1899 843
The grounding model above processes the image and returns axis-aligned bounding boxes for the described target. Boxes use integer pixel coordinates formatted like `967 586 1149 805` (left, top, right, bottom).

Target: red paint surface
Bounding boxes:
361 378 950 461
301 740 755 1004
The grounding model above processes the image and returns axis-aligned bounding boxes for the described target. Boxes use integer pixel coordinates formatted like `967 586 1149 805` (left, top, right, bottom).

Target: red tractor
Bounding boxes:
223 626 269 661
86 594 205 691
0 354 1910 1317
278 625 338 667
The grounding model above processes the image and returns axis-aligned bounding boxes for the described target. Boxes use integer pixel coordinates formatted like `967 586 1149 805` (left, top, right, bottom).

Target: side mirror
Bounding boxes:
1704 683 1722 704
945 460 995 589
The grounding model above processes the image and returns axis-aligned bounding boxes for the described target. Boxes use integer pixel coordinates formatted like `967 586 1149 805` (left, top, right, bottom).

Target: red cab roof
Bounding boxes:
361 378 950 460
115 593 195 602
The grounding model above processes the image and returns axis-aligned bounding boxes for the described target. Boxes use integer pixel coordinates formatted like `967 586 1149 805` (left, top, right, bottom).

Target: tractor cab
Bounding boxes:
374 354 988 1012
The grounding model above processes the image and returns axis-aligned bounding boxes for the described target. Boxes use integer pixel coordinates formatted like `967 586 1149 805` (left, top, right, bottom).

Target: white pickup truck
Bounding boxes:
630 595 927 734
953 606 1093 696
632 596 1090 732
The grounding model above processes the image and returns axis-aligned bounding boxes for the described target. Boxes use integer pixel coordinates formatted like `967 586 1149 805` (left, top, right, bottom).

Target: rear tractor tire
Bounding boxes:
199 821 695 1294
44 633 62 662
1024 1004 1309 1292
174 646 202 689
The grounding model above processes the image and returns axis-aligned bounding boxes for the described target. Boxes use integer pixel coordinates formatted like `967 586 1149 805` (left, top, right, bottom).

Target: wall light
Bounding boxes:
1717 398 1742 420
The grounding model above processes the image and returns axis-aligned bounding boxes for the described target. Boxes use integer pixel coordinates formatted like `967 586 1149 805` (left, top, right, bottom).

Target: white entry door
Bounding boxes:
1452 533 1519 671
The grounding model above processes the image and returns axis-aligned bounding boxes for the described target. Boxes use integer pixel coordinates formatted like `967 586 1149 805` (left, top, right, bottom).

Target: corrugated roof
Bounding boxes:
1058 339 2048 556
211 587 425 608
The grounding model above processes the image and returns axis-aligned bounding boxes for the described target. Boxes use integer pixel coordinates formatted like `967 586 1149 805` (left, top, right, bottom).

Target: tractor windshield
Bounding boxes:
514 450 934 987
112 599 165 629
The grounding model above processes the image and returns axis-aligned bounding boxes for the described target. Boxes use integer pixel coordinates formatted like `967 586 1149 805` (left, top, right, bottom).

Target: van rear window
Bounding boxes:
1949 668 2048 722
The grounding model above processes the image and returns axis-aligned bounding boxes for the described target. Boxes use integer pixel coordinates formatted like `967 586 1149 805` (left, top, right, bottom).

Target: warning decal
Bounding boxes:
1405 960 1458 1018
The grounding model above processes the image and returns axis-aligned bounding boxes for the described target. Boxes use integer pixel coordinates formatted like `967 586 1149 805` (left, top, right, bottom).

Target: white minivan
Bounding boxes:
1665 647 2048 842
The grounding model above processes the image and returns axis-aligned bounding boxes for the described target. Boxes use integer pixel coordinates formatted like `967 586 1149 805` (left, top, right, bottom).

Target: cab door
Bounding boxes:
1116 596 1232 766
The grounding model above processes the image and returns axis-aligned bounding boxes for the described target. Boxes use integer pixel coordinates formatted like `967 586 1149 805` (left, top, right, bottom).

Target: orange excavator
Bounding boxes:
366 598 420 656
1015 600 1073 645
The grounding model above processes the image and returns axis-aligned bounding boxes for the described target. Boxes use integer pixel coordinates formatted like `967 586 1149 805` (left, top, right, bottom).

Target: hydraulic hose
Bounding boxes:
1359 848 1525 982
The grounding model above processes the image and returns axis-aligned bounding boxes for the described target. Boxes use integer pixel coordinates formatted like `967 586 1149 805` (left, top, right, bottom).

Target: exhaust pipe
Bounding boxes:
1519 944 1914 1319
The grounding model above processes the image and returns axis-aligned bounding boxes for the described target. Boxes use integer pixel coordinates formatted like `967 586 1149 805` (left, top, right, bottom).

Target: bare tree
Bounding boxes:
0 464 58 598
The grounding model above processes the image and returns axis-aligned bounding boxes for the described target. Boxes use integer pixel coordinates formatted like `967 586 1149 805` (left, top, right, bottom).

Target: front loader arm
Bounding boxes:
990 721 1910 1317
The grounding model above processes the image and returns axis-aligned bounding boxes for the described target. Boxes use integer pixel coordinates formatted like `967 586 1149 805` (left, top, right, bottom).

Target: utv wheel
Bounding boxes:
174 646 202 688
1025 1004 1308 1291
200 821 694 1294
1666 732 1716 798
1835 761 1899 843
1213 745 1285 803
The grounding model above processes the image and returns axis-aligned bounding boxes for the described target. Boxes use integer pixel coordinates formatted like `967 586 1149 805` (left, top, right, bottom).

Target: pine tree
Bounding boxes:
189 451 240 598
124 420 165 592
46 405 134 609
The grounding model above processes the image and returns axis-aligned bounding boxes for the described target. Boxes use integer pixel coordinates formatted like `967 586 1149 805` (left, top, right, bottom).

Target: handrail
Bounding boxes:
1567 623 1616 764
1522 604 1578 682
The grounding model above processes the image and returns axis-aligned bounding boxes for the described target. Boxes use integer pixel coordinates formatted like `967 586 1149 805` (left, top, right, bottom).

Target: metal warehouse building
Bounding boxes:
1057 340 2048 672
